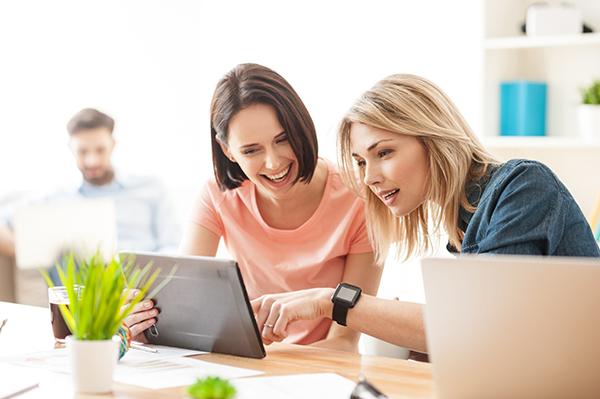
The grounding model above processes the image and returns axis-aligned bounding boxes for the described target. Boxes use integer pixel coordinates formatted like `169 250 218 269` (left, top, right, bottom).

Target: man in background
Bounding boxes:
0 108 181 305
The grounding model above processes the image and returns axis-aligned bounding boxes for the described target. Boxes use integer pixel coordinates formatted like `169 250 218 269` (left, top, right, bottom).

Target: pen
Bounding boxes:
130 342 158 353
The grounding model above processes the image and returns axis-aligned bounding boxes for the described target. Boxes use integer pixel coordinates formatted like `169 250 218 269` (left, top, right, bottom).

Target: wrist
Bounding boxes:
330 283 362 327
320 288 335 319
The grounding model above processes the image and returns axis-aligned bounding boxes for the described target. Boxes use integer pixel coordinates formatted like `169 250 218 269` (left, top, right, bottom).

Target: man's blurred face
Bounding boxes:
68 126 115 185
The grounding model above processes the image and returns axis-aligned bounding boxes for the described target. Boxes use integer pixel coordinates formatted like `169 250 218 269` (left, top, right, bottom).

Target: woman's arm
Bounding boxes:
177 221 220 257
309 251 382 352
252 285 428 353
345 295 427 352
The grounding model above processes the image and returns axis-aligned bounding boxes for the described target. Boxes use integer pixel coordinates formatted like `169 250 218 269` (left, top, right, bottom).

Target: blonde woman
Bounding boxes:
251 74 600 354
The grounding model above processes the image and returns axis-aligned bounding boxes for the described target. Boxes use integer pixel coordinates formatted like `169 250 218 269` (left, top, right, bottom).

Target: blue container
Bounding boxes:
500 80 547 136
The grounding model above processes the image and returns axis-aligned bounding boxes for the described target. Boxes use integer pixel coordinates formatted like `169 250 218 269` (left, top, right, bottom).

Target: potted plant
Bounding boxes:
42 252 172 394
578 80 600 139
187 377 237 399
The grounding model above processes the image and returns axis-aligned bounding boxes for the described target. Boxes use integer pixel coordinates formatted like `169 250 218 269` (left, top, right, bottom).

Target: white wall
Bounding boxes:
0 0 485 301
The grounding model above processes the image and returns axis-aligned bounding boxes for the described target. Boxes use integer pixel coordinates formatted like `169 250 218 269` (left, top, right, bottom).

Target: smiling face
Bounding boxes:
219 103 299 200
350 123 430 218
68 126 115 185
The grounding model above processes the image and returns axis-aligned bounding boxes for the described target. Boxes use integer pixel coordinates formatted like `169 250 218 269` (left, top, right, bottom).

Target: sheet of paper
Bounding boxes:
0 344 206 374
0 363 47 398
231 373 356 399
114 356 264 390
0 346 263 390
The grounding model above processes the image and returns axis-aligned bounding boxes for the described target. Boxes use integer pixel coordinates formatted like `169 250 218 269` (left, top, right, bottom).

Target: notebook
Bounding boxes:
13 198 118 269
120 251 266 359
421 254 600 399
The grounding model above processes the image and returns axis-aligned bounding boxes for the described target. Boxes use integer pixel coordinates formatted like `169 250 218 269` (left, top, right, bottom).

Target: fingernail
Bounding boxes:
145 301 151 308
148 319 155 325
151 310 158 316
134 291 140 297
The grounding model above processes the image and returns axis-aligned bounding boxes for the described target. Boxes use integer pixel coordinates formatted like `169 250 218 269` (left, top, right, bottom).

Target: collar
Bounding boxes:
78 170 125 193
460 163 500 226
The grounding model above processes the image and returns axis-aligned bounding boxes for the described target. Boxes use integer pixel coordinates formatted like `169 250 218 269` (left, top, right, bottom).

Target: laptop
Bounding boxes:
120 251 266 359
421 254 600 399
13 198 118 270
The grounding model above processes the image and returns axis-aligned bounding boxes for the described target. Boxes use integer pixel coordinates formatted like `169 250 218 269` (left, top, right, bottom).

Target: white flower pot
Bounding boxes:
577 104 600 139
362 334 410 359
66 335 120 394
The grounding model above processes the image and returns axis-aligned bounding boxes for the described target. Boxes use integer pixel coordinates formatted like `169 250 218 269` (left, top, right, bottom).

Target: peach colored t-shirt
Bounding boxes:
189 158 372 345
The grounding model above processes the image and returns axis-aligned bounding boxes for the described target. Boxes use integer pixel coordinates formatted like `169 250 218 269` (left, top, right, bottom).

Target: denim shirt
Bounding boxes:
453 159 600 257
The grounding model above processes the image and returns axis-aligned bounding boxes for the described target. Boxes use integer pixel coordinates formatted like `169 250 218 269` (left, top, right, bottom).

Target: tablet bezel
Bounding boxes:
120 251 266 359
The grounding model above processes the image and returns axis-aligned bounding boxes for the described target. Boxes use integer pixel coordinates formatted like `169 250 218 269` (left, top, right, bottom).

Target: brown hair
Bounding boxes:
66 108 115 136
337 74 498 265
210 63 318 191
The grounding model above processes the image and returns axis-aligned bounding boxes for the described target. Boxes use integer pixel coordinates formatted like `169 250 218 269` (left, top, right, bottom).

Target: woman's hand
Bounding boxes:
250 288 335 345
122 289 158 343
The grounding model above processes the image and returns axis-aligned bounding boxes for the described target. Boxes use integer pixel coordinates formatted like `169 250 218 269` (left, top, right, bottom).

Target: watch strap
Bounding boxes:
332 301 349 326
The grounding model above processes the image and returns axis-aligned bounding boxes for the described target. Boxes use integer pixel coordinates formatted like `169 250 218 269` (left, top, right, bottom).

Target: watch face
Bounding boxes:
336 285 359 303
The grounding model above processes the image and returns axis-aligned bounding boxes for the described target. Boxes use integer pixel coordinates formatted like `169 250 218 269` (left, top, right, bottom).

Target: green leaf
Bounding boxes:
187 377 237 399
39 249 175 341
582 80 600 105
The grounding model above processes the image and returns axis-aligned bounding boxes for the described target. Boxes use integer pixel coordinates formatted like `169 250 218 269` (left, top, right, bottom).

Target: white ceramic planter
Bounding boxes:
577 104 600 139
66 335 120 394
362 334 410 359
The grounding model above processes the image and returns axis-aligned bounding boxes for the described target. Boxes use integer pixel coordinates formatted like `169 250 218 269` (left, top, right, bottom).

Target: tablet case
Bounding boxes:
120 251 266 359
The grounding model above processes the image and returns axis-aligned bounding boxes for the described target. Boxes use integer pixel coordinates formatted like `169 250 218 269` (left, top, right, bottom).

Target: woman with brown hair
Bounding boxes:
251 73 599 354
127 63 381 352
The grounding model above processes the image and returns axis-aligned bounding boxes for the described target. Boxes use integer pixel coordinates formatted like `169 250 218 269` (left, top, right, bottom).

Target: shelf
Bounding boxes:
481 136 600 149
485 32 600 50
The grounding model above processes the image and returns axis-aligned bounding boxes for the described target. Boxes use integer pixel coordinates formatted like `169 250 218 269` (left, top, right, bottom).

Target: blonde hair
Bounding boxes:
337 74 498 265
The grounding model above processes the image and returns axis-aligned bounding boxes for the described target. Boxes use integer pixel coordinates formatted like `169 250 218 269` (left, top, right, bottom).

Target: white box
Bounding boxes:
526 4 582 36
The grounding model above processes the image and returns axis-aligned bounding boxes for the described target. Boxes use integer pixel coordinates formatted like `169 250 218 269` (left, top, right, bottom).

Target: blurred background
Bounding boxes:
0 0 486 304
2 0 600 307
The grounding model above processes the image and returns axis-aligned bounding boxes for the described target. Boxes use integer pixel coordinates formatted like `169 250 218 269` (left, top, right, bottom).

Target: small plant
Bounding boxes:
41 252 174 340
187 377 237 399
581 80 600 105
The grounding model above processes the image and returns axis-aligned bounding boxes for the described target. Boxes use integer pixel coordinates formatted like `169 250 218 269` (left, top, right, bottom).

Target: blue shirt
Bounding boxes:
455 159 599 257
1 172 181 253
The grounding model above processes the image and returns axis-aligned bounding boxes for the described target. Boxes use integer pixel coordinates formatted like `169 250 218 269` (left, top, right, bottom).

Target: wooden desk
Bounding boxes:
0 301 435 399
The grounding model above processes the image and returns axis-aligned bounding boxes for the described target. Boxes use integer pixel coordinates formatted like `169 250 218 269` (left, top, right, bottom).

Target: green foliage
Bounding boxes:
41 252 175 341
581 80 600 105
187 377 237 399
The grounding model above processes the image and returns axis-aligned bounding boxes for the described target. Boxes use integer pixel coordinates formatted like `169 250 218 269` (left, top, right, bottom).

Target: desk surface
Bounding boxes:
0 301 435 399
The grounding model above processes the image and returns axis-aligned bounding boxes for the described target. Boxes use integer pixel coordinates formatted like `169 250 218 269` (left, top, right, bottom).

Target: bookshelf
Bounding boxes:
483 0 600 144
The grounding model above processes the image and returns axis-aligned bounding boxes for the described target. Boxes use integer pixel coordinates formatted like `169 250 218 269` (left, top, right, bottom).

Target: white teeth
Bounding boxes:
265 165 290 183
383 189 399 199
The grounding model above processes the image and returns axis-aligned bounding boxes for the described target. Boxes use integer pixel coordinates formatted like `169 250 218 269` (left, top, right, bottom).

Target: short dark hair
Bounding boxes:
66 108 115 136
210 63 318 191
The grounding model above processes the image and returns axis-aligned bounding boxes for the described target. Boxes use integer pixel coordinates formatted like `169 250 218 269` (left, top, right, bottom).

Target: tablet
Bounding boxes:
120 251 266 359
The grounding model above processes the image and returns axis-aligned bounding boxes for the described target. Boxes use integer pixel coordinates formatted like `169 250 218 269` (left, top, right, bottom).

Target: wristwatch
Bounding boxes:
331 282 362 326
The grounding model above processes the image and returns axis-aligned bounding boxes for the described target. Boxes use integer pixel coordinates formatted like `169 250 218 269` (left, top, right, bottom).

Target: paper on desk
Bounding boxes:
0 346 263 390
231 373 356 399
114 356 263 390
0 344 206 375
0 363 48 399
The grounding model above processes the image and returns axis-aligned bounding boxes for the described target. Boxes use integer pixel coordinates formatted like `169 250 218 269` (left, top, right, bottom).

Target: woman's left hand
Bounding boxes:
122 289 157 343
250 288 335 345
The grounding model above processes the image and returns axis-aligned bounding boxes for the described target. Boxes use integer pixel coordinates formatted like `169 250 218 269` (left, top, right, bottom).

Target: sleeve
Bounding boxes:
187 178 224 238
151 179 183 253
467 163 567 255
